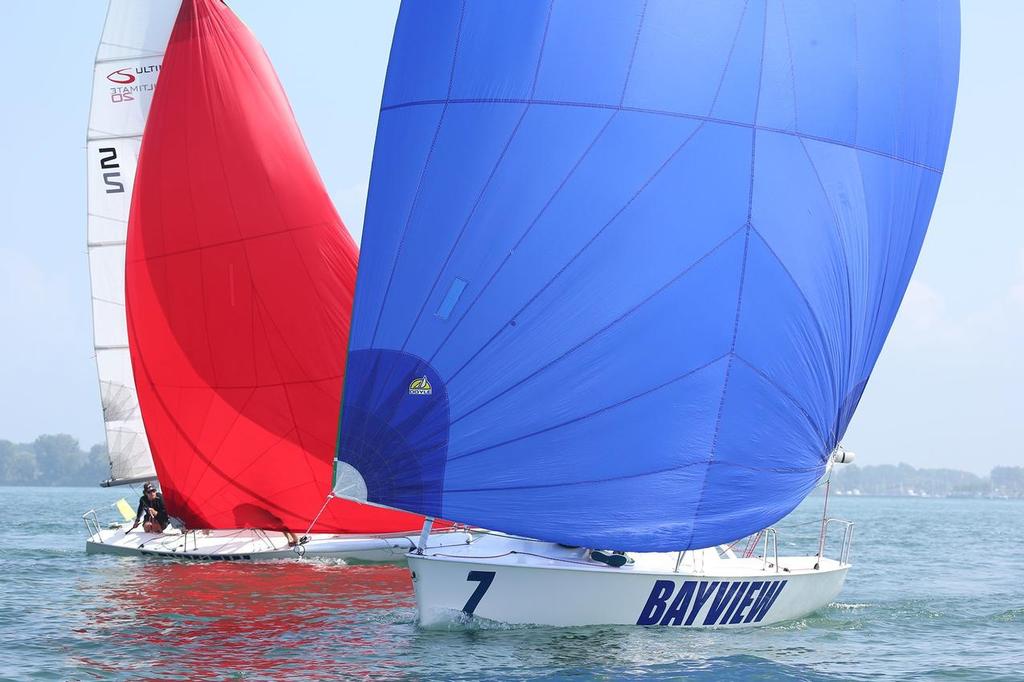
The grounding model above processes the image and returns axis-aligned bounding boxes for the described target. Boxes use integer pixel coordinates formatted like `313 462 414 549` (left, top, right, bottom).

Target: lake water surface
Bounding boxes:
0 487 1020 680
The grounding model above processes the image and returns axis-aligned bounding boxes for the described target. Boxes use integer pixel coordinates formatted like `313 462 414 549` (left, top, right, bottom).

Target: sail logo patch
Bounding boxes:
409 376 433 395
105 63 162 104
106 68 137 85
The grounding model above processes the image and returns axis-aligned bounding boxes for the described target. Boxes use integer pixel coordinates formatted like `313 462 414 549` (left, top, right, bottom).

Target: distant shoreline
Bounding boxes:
821 462 1023 499
3 434 1022 499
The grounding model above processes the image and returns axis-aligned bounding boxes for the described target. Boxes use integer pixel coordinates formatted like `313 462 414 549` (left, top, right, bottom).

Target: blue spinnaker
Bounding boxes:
337 0 960 551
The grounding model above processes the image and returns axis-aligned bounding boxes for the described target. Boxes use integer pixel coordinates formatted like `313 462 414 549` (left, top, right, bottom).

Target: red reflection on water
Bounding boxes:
75 561 414 679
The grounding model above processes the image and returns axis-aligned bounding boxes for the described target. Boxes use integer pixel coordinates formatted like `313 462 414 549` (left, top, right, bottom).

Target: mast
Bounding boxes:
87 1 181 486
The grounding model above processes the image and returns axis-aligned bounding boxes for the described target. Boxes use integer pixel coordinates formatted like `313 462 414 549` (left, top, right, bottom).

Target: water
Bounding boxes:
0 487 1020 680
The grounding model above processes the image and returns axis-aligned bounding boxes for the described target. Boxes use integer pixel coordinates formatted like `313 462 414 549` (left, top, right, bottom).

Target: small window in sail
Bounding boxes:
435 277 468 321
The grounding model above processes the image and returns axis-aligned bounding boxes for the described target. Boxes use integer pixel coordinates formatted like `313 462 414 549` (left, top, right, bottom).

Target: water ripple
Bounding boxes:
0 488 1021 680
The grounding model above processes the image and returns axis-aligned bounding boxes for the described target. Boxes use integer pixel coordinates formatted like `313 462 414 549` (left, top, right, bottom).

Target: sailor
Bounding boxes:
128 482 169 534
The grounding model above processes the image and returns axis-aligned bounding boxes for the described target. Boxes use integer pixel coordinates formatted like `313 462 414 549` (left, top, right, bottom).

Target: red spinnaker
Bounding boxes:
125 0 424 533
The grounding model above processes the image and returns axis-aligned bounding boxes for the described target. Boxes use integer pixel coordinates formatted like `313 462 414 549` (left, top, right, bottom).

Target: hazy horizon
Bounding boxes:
0 1 1020 475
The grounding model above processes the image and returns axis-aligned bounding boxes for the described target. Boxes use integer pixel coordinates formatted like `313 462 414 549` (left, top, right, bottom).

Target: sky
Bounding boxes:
0 1 1020 475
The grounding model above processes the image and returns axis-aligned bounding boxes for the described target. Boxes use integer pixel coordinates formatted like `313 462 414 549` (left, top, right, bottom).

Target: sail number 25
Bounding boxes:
462 570 496 615
98 147 125 194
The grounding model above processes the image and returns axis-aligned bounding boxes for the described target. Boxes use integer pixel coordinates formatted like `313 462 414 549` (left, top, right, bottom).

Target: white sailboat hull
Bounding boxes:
409 534 849 628
86 524 472 563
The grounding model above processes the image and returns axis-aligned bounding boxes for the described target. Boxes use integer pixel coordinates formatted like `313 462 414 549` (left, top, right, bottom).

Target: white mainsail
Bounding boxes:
87 1 180 486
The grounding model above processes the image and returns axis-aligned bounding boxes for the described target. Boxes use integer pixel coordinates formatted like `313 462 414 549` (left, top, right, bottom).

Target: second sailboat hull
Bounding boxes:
86 524 472 564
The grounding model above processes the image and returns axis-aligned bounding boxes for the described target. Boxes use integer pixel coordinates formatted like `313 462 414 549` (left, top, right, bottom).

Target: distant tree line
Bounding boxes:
2 434 1022 496
0 434 108 486
825 462 1024 498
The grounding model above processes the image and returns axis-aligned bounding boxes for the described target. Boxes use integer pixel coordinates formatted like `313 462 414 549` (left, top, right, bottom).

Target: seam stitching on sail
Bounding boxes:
367 0 468 348
795 140 854 437
690 0 769 548
732 354 829 450
218 3 349 391
172 2 213 493
125 223 324 262
618 0 649 106
446 459 824 495
855 4 910 434
434 0 751 384
356 3 561 461
447 353 729 463
421 111 619 366
782 3 855 444
397 0 558 355
434 0 752 465
379 98 941 173
449 225 746 426
442 119 709 387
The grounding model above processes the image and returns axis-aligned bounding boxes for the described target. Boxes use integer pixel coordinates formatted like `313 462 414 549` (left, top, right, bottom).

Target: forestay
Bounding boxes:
337 0 960 551
87 0 181 486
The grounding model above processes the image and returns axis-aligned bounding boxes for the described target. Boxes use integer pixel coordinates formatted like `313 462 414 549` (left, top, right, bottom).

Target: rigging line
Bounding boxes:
300 493 335 538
